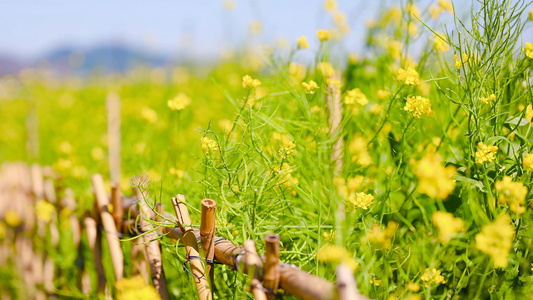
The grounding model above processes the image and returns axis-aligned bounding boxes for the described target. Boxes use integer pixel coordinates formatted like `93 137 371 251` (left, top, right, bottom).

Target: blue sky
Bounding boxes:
0 0 391 59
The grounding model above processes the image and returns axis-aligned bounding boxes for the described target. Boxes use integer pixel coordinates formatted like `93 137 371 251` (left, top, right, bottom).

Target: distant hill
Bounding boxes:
0 44 171 76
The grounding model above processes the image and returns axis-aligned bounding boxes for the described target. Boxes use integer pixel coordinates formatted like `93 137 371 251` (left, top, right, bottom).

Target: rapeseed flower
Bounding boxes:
366 221 398 248
116 276 160 300
348 135 372 166
530 8 533 21
318 62 335 78
406 282 420 292
91 147 105 161
271 163 299 187
223 0 235 10
316 29 331 42
475 142 498 164
302 80 319 94
433 33 450 51
432 211 464 243
141 106 158 123
249 20 262 34
36 200 55 223
416 152 456 199
524 42 533 58
167 93 191 110
429 5 442 20
480 94 496 104
475 214 514 268
404 96 433 118
495 176 527 214
201 137 219 153
4 210 21 227
377 89 390 100
421 268 446 286
438 0 453 13
0 222 6 239
289 63 306 82
242 75 261 88
397 68 420 85
454 53 468 69
344 88 368 106
406 3 421 18
324 0 337 11
523 153 533 170
348 192 374 210
297 36 309 49
317 245 359 271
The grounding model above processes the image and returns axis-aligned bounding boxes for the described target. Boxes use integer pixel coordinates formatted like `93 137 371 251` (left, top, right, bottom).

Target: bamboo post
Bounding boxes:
200 198 216 291
336 264 368 300
91 174 123 281
106 92 121 184
171 195 212 300
110 183 123 232
244 240 267 300
138 197 170 300
84 217 106 292
264 234 280 300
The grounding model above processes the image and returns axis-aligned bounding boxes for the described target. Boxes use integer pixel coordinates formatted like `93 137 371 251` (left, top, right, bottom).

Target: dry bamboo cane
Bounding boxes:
171 195 212 300
244 240 267 300
91 174 123 281
264 234 280 300
336 264 368 300
110 183 123 233
138 197 170 300
84 217 106 292
200 198 216 293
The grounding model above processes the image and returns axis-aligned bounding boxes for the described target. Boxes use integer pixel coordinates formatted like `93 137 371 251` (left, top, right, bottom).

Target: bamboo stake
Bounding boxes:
171 195 212 300
106 92 121 184
244 240 267 300
91 174 123 281
138 197 170 300
264 234 280 300
110 183 123 232
200 198 216 291
336 264 368 300
84 217 106 292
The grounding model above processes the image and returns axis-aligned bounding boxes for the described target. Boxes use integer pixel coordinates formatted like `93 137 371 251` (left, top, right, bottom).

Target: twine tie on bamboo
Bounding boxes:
182 254 206 279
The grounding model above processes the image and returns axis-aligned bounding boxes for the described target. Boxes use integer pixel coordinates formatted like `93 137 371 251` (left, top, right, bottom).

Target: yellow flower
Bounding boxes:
416 152 456 199
249 20 263 34
297 36 309 49
348 135 372 166
167 93 191 110
323 0 337 11
433 32 450 52
480 94 496 104
347 176 364 191
524 42 533 59
348 192 374 210
495 176 527 214
223 0 235 10
0 222 6 239
429 5 442 20
242 75 262 88
116 276 161 300
438 0 453 13
289 63 306 82
326 78 341 89
344 88 368 106
271 163 299 187
454 53 468 69
404 96 433 118
530 8 533 21
366 221 398 249
406 3 421 18
272 133 296 159
372 278 382 286
218 119 233 132
475 142 498 164
406 282 420 292
91 147 105 161
432 211 464 243
421 268 446 286
35 200 55 223
201 137 219 153
141 106 157 123
59 141 73 154
317 245 359 271
316 29 331 42
397 67 420 85
302 80 319 94
4 210 21 227
475 214 515 268
377 89 390 100
318 62 335 78
310 106 322 113
523 153 533 170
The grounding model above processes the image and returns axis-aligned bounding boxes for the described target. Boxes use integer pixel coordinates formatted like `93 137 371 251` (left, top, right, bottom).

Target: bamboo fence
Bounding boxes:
0 162 369 300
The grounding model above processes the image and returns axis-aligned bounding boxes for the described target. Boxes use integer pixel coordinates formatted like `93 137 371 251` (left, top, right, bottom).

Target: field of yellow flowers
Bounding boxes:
1 0 533 299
